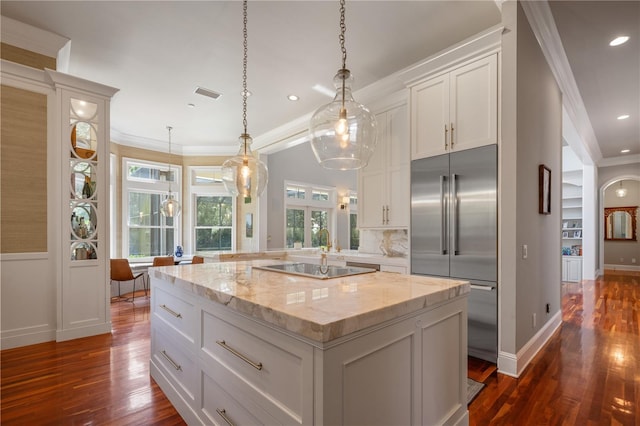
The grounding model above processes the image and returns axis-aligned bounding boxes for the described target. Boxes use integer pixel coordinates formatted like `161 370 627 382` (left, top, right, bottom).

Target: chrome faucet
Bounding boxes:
318 228 332 252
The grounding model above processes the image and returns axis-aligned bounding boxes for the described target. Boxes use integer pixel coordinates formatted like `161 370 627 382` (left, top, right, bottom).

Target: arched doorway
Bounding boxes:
599 176 640 274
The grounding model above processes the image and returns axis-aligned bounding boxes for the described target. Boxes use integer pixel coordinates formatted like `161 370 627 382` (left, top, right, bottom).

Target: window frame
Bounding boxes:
187 166 236 254
121 157 182 261
284 180 336 249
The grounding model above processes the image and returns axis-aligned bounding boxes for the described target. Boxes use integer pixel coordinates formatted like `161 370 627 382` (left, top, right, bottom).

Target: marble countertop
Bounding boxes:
150 259 468 344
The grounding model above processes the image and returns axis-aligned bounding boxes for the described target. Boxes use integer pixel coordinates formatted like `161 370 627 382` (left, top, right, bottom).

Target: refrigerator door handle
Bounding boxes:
470 284 495 291
452 173 459 255
440 175 447 254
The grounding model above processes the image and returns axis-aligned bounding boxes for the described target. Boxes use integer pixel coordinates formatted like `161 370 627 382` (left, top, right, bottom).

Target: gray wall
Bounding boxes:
265 142 356 249
501 2 563 354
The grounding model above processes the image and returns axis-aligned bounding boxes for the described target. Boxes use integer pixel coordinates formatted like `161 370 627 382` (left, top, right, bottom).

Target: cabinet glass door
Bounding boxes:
69 98 99 261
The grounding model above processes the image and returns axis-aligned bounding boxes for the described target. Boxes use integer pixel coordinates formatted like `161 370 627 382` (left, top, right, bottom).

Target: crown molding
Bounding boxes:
597 154 640 168
520 1 602 165
110 129 237 156
1 16 69 59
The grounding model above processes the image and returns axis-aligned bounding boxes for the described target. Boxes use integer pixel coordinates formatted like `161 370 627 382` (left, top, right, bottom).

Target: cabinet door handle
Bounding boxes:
216 340 263 370
216 409 236 426
450 123 455 148
381 206 385 225
160 350 182 371
444 124 449 150
160 304 182 318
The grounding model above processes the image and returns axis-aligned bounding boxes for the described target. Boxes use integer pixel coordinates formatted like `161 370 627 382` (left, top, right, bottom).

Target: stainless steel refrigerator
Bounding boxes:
410 144 497 363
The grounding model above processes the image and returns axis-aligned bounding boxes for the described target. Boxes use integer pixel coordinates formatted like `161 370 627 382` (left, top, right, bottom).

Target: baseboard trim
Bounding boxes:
1 326 55 350
604 264 640 272
56 322 111 342
497 310 562 378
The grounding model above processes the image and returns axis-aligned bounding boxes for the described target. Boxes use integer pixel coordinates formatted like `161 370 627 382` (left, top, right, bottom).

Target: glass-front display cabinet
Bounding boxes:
69 99 99 261
47 69 118 341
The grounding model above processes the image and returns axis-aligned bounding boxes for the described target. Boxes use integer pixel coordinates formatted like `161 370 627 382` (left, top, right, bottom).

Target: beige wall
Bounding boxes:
0 42 56 70
1 40 56 254
603 179 639 267
109 142 230 257
1 85 48 253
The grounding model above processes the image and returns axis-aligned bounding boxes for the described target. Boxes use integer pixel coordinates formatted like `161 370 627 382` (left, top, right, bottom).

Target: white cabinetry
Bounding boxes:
47 70 118 342
410 54 497 160
358 99 409 228
562 181 582 282
150 275 468 425
562 256 582 282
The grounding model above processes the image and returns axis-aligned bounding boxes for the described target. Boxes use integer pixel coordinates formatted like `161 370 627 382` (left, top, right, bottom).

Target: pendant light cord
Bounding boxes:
242 0 249 157
339 0 347 110
166 125 173 193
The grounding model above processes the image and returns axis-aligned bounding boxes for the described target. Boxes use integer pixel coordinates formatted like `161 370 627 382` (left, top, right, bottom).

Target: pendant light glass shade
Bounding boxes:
222 133 268 203
615 181 627 198
160 126 181 217
309 0 377 170
310 69 377 170
222 0 268 203
161 194 181 217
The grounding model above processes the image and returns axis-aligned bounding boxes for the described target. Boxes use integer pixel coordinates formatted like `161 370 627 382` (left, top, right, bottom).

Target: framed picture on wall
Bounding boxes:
539 164 551 215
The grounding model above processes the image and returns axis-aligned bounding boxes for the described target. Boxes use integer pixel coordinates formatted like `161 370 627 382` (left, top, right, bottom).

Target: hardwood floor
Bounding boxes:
1 294 185 425
1 270 638 425
470 270 639 425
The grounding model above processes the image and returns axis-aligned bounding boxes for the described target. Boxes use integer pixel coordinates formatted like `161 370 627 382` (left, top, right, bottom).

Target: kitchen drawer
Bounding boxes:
151 326 198 405
153 284 197 345
201 367 279 426
200 307 312 422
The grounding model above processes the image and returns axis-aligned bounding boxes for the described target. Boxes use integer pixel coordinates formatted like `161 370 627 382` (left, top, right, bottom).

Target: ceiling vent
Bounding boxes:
194 86 222 100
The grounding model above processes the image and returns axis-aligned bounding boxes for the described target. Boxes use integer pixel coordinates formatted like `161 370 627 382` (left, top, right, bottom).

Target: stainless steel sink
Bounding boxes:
253 263 377 280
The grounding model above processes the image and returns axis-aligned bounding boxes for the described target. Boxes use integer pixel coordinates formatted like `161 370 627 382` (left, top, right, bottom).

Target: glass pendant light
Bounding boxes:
309 0 377 170
615 181 628 198
160 126 181 217
222 0 268 204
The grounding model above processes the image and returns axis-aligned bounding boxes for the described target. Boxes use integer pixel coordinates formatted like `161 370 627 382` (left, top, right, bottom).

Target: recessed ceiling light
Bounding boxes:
609 36 629 46
187 103 195 108
287 94 299 101
617 114 630 120
620 149 631 154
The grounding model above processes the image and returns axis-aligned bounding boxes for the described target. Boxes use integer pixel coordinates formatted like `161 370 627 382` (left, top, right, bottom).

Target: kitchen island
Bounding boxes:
149 259 469 425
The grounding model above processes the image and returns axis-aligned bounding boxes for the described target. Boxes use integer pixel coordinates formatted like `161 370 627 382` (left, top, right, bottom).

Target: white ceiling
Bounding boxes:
1 1 637 163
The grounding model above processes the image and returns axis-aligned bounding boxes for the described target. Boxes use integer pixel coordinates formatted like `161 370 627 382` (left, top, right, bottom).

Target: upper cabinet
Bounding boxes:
358 98 410 229
410 54 498 160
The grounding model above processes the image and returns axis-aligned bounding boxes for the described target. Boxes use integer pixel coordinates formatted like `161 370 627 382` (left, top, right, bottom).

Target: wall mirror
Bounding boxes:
604 206 637 241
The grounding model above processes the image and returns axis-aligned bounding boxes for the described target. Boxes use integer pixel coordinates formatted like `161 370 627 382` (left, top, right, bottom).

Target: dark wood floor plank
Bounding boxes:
470 270 639 425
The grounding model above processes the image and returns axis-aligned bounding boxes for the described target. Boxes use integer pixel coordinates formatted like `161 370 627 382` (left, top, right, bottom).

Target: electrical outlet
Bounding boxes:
532 313 536 328
620 258 624 262
632 258 637 264
522 244 528 259
546 303 550 314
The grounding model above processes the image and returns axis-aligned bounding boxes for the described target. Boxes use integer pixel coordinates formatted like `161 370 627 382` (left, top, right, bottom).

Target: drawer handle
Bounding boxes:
216 408 235 426
160 350 182 371
160 304 182 318
216 340 263 371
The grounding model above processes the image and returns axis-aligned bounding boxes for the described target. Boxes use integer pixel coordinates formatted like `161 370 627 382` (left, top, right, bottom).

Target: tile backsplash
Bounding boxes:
358 229 408 257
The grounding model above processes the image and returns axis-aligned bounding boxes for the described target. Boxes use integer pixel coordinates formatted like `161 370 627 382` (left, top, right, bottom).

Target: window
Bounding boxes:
284 181 335 249
189 166 236 254
194 196 233 251
349 194 359 250
122 158 181 259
